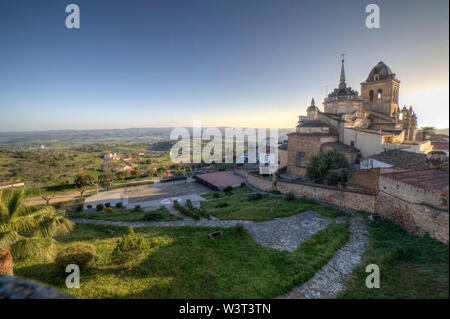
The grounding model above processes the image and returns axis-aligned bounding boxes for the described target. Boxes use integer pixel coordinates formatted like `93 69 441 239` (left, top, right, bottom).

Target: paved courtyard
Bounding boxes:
84 180 211 209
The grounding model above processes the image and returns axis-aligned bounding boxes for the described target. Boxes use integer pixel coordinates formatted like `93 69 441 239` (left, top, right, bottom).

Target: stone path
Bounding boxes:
277 213 369 299
72 210 341 252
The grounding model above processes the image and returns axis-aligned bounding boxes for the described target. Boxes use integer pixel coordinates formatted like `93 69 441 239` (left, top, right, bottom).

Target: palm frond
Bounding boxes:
0 230 21 252
11 236 57 260
8 188 25 219
34 215 75 238
0 202 10 225
10 206 55 234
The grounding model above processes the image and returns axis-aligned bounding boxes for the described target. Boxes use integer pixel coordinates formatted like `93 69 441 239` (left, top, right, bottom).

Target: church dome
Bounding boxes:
366 61 395 82
307 98 318 111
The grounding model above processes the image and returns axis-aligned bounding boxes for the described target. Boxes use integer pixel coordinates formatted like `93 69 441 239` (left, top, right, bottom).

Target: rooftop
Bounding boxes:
383 168 449 195
322 142 359 153
370 149 430 170
194 171 245 189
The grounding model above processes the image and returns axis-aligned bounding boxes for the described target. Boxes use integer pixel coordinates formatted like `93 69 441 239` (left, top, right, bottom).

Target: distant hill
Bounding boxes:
0 127 295 147
435 128 449 135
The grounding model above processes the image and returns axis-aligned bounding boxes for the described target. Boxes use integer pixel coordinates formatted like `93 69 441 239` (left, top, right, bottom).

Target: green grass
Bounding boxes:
14 221 349 298
200 194 345 221
201 186 252 199
339 217 449 299
67 206 181 222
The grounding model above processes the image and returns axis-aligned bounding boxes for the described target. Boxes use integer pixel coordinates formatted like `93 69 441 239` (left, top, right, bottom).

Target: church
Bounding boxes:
285 58 430 177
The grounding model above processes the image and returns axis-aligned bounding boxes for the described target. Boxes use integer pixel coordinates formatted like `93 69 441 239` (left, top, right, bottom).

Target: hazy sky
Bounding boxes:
0 0 448 131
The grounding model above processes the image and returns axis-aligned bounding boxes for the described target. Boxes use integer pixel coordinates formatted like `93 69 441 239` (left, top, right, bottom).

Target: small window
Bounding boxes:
377 89 382 99
296 152 306 167
369 90 374 102
350 141 355 146
374 74 380 81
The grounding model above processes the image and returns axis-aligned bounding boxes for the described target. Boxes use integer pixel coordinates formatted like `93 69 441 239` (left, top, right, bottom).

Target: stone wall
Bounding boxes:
379 174 442 206
348 168 380 190
277 180 377 212
247 172 449 243
376 191 449 243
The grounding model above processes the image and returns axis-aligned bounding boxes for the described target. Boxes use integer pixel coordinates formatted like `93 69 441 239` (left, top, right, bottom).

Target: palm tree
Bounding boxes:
0 188 74 275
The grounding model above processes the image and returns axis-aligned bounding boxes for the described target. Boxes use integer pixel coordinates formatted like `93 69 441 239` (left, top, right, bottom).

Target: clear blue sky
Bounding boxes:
0 0 448 131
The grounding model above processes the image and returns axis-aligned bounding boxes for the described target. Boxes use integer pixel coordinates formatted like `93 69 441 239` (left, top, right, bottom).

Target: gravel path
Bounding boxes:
277 213 369 299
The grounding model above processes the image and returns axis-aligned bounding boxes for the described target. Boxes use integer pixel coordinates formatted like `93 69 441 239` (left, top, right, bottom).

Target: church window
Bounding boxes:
377 89 382 99
296 152 306 167
369 90 374 102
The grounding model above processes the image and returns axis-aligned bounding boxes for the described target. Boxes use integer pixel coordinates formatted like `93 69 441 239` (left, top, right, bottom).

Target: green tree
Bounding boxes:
98 173 115 190
74 174 95 198
306 150 349 183
0 188 74 275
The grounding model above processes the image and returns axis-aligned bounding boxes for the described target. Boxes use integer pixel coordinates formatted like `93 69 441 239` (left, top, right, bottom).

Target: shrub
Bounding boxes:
240 182 246 188
86 204 93 209
215 202 229 208
270 189 281 195
285 193 295 201
213 193 220 198
55 243 95 272
142 212 165 221
223 186 233 195
235 224 244 233
247 193 262 201
115 202 123 208
134 205 141 211
106 207 113 213
111 227 149 264
105 202 111 208
173 200 200 220
75 204 83 212
96 203 104 211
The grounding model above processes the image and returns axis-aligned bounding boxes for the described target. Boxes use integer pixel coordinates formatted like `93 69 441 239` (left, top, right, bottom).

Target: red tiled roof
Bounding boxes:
383 168 449 194
431 142 449 151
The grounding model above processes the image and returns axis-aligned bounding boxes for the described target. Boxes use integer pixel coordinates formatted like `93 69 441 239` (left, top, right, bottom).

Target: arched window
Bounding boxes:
377 89 382 99
369 90 374 102
374 74 380 81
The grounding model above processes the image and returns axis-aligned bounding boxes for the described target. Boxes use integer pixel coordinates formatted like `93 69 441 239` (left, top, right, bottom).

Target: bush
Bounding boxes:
270 189 281 195
106 207 113 213
111 227 149 264
240 182 246 188
105 202 111 208
247 193 262 201
173 200 200 220
213 193 220 198
186 199 210 219
223 186 233 195
86 204 93 209
285 193 295 201
235 224 244 233
55 243 95 272
75 204 83 212
215 202 229 208
115 202 123 208
134 205 141 211
96 203 104 211
142 212 165 221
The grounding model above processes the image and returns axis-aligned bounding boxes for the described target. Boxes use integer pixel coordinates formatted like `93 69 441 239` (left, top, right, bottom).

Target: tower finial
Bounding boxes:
311 97 315 106
339 53 346 89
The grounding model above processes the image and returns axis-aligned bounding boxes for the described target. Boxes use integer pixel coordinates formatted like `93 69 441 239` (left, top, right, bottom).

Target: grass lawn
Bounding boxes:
339 217 449 299
201 186 253 200
67 206 182 222
200 194 345 221
15 221 349 298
